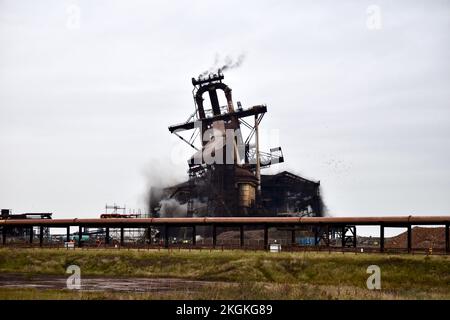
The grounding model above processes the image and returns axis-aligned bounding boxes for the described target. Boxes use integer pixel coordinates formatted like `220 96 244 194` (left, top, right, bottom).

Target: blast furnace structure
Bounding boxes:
150 72 324 218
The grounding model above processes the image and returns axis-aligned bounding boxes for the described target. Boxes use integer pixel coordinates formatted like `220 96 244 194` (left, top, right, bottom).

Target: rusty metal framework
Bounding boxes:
168 71 279 217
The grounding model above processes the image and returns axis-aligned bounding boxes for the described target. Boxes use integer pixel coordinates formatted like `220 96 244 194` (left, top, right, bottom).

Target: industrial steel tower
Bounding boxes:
150 72 323 218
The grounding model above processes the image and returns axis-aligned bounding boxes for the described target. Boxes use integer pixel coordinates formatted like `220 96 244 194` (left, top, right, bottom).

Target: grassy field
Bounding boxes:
0 248 448 299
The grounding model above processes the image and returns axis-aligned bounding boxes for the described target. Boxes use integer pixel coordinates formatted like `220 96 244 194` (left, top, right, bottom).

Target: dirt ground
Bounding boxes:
0 273 223 293
386 227 446 249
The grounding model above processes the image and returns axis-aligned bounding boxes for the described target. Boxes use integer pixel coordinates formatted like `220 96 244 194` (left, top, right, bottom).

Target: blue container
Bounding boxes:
297 237 316 246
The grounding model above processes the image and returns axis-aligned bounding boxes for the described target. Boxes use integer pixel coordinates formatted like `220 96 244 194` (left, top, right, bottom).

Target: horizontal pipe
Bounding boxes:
0 216 449 227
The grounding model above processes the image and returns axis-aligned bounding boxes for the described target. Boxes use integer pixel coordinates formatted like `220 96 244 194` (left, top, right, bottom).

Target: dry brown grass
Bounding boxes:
0 248 448 299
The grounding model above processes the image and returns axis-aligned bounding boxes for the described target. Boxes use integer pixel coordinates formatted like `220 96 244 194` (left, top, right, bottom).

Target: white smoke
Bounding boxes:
141 158 186 216
192 198 208 217
158 198 187 217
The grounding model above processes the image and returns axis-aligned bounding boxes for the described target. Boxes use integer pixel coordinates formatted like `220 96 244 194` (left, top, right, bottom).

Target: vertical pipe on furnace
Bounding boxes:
225 89 235 113
255 114 261 196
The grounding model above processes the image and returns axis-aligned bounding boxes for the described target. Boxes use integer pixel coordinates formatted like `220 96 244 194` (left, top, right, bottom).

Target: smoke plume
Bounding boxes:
142 158 185 216
199 53 246 79
158 198 187 217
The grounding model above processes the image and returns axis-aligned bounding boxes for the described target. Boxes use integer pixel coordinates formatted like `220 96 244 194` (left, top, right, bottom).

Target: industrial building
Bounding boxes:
150 71 323 218
2 73 448 254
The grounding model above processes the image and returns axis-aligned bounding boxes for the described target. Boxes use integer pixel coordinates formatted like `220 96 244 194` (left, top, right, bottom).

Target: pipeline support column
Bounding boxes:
66 227 70 243
39 226 44 247
445 223 449 254
314 227 320 246
164 224 169 248
2 227 6 245
212 224 217 248
291 228 296 246
407 225 412 253
29 227 33 244
263 224 268 250
105 227 110 245
78 226 82 246
325 225 330 247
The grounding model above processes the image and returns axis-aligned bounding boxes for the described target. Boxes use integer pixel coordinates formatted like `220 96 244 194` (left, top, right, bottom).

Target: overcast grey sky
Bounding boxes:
1 0 449 220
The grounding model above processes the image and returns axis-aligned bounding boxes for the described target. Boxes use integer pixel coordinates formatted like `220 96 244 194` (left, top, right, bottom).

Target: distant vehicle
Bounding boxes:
68 235 90 243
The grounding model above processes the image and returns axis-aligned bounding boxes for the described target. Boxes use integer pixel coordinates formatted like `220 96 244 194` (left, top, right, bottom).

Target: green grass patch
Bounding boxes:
0 248 448 299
